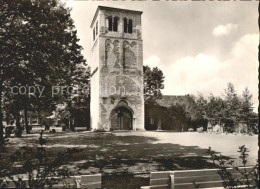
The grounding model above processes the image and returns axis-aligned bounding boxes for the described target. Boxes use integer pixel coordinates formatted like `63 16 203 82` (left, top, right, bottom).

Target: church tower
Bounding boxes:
90 6 144 131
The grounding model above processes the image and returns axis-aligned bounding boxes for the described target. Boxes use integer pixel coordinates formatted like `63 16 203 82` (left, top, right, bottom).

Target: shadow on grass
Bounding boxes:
47 133 218 188
3 132 223 188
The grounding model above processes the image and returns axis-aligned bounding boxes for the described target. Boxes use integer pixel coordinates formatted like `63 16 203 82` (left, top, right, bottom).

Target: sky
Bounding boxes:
64 0 258 111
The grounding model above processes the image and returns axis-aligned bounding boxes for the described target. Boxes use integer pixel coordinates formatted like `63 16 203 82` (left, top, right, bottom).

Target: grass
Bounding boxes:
1 131 258 188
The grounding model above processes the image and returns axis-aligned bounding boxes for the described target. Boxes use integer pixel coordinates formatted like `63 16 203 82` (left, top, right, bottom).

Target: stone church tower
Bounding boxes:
90 6 144 131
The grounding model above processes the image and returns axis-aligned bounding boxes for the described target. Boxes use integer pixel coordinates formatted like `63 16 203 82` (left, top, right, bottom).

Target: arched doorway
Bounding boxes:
110 106 133 130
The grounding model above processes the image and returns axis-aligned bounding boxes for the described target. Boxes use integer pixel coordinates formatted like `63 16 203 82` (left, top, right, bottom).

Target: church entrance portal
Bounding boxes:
110 107 133 130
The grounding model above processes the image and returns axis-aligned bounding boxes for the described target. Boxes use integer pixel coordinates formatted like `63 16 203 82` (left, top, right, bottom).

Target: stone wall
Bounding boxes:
98 37 144 131
99 9 142 40
90 7 144 131
90 38 100 130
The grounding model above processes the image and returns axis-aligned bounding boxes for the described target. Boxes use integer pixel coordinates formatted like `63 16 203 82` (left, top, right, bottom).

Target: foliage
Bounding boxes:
185 94 208 130
143 65 165 104
0 131 81 188
3 79 24 137
238 88 258 133
184 82 257 133
52 64 90 131
222 82 241 132
206 94 226 126
166 103 188 130
143 65 165 130
207 145 258 188
0 0 89 143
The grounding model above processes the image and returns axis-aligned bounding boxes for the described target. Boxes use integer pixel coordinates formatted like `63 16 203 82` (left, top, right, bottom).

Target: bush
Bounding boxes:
188 128 194 132
207 145 258 188
0 131 81 188
4 126 15 138
197 127 203 133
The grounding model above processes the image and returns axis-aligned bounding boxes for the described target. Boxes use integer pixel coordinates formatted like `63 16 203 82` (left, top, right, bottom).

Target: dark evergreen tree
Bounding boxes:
223 82 240 132
206 94 226 126
239 88 257 133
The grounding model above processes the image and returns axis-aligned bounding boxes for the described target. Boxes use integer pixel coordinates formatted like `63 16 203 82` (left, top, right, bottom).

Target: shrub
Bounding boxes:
197 127 203 133
188 128 194 132
0 131 81 188
207 145 258 188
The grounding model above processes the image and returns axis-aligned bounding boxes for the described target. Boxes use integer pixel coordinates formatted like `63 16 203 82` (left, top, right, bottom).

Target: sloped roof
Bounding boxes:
156 95 191 108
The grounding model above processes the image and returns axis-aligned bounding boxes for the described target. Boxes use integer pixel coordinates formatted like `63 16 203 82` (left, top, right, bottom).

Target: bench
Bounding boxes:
49 126 63 132
80 174 102 188
141 166 255 189
75 127 88 132
1 174 101 189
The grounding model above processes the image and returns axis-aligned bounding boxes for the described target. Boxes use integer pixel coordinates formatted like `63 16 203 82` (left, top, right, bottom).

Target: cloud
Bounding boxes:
145 33 259 111
212 23 238 36
145 54 225 95
62 0 74 7
144 55 163 69
163 54 226 96
224 34 258 110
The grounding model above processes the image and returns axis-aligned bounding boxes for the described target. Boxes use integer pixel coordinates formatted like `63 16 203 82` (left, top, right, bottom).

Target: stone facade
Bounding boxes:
90 6 144 131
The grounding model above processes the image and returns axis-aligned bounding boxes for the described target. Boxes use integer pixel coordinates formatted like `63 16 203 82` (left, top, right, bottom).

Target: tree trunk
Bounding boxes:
64 118 69 131
15 111 22 137
69 118 74 131
157 116 162 131
0 81 4 146
68 101 74 131
23 87 30 134
24 107 30 134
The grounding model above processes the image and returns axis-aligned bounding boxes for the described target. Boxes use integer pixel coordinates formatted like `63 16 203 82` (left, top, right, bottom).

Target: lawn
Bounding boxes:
2 131 258 188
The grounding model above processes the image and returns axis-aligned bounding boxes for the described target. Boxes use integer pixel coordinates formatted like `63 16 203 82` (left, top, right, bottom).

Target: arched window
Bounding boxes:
113 17 119 32
123 18 128 33
96 21 98 35
128 19 133 34
108 17 113 31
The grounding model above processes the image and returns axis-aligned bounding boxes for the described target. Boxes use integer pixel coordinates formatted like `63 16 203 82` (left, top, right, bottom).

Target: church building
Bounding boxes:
90 6 145 131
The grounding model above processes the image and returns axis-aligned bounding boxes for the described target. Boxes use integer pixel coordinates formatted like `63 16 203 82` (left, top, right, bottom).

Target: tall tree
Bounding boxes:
0 0 88 143
143 65 165 104
0 0 25 145
3 77 24 137
223 82 240 132
239 87 257 133
240 87 253 116
53 63 90 131
186 94 208 130
206 94 226 126
143 65 165 130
